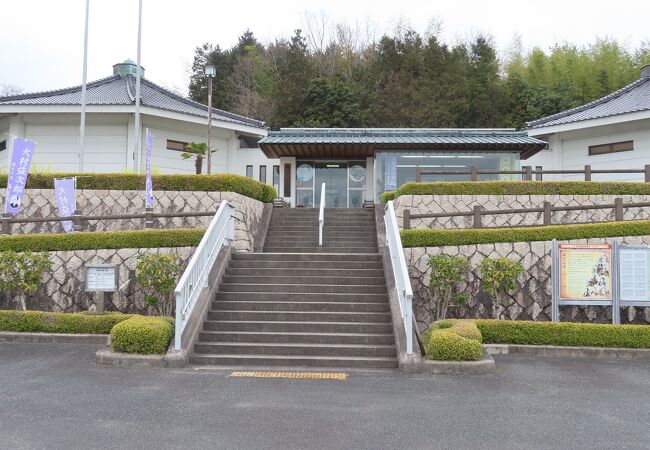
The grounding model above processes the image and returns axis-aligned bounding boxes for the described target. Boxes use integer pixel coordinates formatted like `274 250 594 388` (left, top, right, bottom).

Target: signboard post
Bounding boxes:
84 264 118 314
552 241 618 324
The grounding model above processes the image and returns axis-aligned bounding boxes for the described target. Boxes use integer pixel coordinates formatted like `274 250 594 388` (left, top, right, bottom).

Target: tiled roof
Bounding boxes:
0 75 266 130
526 76 650 129
259 128 545 146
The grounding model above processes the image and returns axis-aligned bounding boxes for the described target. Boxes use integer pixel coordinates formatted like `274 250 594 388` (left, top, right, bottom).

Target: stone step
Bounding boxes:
211 301 390 313
262 247 378 254
197 331 395 345
232 252 381 261
214 292 389 303
189 354 398 369
219 283 387 294
203 320 394 333
228 260 384 270
193 342 397 358
268 226 376 232
266 231 374 238
225 268 385 277
269 220 375 226
263 238 377 246
207 310 392 322
221 275 385 286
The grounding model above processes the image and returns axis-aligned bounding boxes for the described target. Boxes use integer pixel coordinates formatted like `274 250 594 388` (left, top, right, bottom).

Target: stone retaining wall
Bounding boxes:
393 195 650 230
0 247 195 314
405 235 650 331
0 189 266 252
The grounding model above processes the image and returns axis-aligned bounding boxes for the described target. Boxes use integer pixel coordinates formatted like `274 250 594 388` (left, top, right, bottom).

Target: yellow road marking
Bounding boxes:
230 371 347 380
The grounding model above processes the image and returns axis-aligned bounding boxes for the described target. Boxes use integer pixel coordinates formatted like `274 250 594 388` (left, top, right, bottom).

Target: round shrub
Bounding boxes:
110 316 174 355
427 330 483 361
448 323 483 343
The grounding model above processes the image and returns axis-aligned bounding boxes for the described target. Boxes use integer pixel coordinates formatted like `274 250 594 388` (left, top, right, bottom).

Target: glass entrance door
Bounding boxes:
296 160 367 208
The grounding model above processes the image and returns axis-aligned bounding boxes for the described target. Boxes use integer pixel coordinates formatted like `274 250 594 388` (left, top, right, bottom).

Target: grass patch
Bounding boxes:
0 228 205 252
0 173 276 203
476 319 650 349
110 316 174 355
382 181 650 202
0 310 132 334
401 220 650 247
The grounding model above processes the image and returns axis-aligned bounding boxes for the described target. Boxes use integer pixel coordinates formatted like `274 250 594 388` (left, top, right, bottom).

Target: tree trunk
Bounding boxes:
195 156 203 174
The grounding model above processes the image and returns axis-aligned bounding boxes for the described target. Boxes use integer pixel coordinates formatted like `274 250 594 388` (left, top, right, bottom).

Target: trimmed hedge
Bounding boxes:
0 310 132 334
0 228 205 252
401 220 650 248
0 173 276 203
426 319 483 361
110 315 174 355
476 319 650 349
382 181 650 202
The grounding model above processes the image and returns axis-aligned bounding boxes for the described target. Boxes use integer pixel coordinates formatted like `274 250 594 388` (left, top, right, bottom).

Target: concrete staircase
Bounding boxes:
190 208 398 369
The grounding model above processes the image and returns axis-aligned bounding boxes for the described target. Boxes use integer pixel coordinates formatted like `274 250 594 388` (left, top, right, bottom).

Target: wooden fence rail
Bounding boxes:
403 198 650 229
414 165 650 182
0 208 217 236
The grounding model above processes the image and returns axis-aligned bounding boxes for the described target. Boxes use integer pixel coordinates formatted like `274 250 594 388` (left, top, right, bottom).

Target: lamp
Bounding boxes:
204 64 216 174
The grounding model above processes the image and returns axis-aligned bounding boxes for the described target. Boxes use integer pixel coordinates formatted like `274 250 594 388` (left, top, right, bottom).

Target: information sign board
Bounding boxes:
558 244 613 303
85 264 118 292
619 246 650 304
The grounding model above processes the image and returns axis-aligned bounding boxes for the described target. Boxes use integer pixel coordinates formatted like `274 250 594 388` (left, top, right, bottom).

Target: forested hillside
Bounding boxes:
188 25 650 130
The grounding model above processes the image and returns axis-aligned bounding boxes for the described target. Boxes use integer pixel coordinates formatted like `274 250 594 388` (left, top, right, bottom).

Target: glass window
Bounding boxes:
295 161 314 207
589 141 633 156
259 166 267 183
166 139 188 151
374 151 520 202
245 165 253 178
272 165 280 192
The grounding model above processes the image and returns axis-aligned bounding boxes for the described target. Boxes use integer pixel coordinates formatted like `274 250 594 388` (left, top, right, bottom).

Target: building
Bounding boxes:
526 65 650 181
0 60 276 185
258 128 546 207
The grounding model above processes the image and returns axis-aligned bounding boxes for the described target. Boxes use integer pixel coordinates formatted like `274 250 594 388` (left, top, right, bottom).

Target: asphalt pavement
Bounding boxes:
1 342 649 450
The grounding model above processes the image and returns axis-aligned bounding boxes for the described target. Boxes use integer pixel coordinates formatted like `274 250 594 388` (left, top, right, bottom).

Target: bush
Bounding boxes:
476 320 650 348
0 251 53 310
479 257 523 303
427 254 470 320
400 220 650 247
0 228 205 252
0 310 131 334
0 172 276 203
426 319 483 361
110 316 174 355
384 181 650 201
135 253 180 316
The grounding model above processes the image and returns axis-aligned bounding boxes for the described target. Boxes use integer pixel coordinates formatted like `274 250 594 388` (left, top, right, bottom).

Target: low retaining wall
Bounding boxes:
0 189 266 252
393 194 650 230
0 247 194 313
405 235 650 331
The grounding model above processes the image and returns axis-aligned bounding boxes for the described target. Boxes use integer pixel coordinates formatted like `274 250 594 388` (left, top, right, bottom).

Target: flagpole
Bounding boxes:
79 0 90 173
134 0 143 173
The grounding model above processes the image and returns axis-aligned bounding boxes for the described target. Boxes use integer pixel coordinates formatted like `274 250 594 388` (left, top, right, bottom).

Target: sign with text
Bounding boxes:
54 177 76 233
4 137 35 215
619 247 650 303
145 130 154 207
558 244 613 302
84 264 118 292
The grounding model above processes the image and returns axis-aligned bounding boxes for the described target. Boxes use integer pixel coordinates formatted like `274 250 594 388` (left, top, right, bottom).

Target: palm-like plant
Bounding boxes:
180 142 216 174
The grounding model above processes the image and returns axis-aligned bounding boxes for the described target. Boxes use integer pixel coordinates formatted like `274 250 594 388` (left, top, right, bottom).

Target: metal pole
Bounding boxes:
79 0 90 172
134 0 143 173
207 76 213 174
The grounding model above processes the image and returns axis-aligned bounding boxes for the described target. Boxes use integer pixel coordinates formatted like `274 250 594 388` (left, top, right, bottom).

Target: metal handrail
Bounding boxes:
384 200 414 355
173 200 234 351
319 183 326 246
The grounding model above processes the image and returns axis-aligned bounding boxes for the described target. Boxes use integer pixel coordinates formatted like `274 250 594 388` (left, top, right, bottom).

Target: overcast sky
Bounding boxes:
1 0 649 96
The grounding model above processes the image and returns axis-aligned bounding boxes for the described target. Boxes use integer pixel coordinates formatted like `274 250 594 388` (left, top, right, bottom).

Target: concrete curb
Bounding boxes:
95 348 165 367
0 332 108 345
421 351 495 375
485 344 650 360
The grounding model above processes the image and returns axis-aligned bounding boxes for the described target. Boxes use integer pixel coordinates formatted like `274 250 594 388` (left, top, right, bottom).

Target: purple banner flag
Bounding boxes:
54 178 76 233
4 137 35 216
145 130 154 207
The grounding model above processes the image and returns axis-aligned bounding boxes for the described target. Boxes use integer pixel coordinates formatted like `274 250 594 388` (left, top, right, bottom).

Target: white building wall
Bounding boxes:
527 118 650 181
0 116 9 171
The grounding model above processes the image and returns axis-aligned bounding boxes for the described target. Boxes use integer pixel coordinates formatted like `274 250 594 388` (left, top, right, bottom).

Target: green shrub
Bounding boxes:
401 220 650 247
0 172 276 203
380 191 396 203
0 251 53 310
384 181 650 201
110 316 174 355
479 257 523 303
135 253 180 316
476 320 650 348
0 310 131 334
427 254 470 320
426 319 483 361
0 228 205 252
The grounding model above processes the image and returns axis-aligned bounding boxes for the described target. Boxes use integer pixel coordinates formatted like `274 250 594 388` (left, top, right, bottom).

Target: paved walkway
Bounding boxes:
1 342 649 450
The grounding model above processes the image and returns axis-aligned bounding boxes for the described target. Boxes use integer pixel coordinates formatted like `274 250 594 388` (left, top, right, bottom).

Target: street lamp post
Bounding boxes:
204 64 216 174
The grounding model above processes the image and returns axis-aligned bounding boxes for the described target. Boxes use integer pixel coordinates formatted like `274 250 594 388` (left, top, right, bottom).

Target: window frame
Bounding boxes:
245 165 254 178
259 165 267 184
588 140 634 156
0 139 6 152
166 139 189 152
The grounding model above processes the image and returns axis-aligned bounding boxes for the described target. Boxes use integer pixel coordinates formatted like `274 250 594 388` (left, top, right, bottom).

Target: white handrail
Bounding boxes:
384 201 414 355
173 200 234 351
318 182 326 246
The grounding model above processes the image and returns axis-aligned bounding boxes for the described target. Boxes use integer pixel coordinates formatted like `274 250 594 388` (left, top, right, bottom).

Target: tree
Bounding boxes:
135 253 180 317
180 142 215 174
299 77 360 127
427 254 470 321
0 251 52 310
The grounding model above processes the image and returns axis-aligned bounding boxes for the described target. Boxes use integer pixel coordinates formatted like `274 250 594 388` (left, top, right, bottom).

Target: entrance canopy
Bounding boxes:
258 128 547 160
